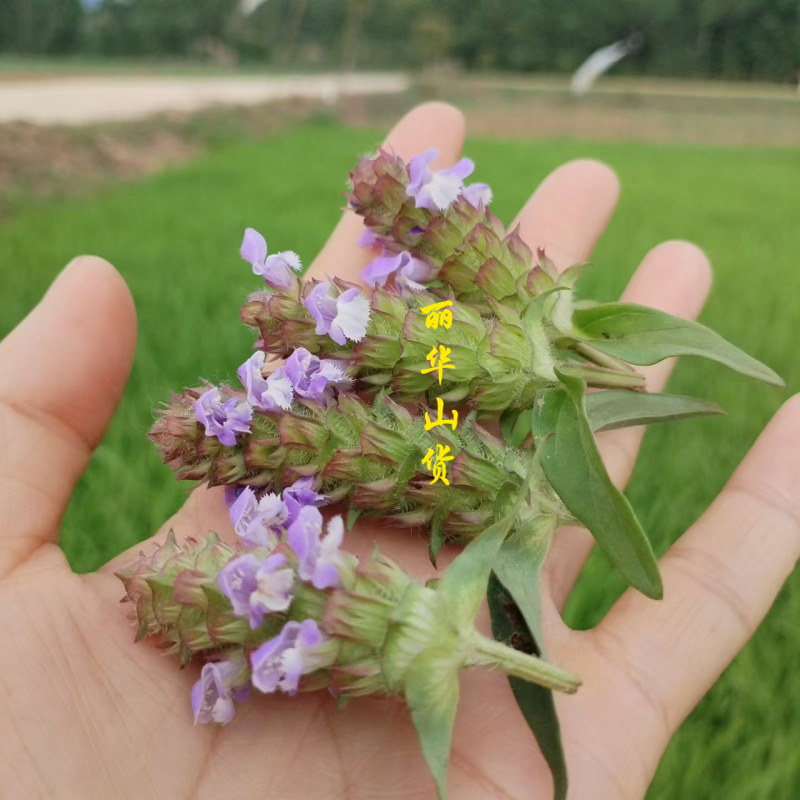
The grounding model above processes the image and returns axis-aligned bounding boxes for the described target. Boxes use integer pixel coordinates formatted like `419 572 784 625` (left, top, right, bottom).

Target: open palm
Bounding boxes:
1 103 797 800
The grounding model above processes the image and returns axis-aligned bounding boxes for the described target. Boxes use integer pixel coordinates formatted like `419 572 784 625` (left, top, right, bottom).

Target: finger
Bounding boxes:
0 256 137 577
592 395 800 769
305 101 466 284
510 159 620 272
546 241 713 610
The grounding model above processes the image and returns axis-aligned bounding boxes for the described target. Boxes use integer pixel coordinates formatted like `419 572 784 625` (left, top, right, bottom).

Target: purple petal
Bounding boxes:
461 182 493 208
250 553 294 626
358 228 381 248
442 157 475 182
405 150 474 211
287 505 324 579
399 255 434 284
250 621 301 694
285 347 318 393
238 352 294 412
407 148 438 194
257 492 288 526
304 281 337 336
284 477 327 526
218 554 260 617
331 289 370 345
194 387 252 446
265 366 294 410
191 662 237 725
279 619 324 694
259 251 302 289
360 252 405 287
241 227 267 268
224 485 247 509
312 515 345 590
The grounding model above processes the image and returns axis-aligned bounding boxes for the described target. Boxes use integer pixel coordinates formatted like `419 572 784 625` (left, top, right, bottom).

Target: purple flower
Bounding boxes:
406 148 475 211
191 661 240 724
224 485 247 509
304 282 370 346
218 552 294 628
194 387 252 447
285 347 350 404
358 228 381 248
229 486 288 549
287 507 346 590
250 619 326 695
360 250 434 289
461 182 493 209
238 351 294 412
241 228 302 289
283 476 327 527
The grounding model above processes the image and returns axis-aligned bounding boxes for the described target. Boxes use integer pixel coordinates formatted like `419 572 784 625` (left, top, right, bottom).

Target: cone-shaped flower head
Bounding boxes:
119 505 580 798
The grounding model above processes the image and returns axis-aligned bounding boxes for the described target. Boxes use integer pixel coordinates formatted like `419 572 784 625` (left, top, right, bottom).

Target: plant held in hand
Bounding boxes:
118 481 578 797
122 146 783 800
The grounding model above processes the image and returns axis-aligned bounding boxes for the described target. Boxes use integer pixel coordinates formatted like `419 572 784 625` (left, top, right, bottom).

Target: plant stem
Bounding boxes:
560 363 647 390
467 633 580 693
573 341 637 373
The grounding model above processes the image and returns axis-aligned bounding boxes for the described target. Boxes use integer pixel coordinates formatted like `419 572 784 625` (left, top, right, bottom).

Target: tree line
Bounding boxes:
2 0 799 83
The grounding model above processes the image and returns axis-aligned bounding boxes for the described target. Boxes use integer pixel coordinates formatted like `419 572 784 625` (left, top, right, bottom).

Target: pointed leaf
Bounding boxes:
438 507 518 628
573 303 783 386
586 390 724 433
491 518 555 645
500 409 533 448
406 648 460 800
488 569 567 800
491 520 567 799
428 515 446 567
532 373 663 599
346 506 363 531
499 408 520 445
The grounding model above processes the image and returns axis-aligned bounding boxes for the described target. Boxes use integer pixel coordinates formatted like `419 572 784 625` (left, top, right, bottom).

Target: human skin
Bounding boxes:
0 103 797 800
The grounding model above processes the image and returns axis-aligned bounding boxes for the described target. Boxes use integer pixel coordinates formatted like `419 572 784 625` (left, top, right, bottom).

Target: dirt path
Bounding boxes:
0 72 410 125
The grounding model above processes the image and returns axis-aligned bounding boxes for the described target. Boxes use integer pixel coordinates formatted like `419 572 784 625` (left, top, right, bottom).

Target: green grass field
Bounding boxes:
1 122 798 798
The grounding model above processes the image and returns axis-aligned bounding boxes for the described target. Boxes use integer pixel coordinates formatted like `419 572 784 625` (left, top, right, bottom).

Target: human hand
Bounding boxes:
1 103 797 800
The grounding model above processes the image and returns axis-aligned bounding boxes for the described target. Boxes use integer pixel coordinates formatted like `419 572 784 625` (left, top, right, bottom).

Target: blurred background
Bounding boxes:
1 1 799 798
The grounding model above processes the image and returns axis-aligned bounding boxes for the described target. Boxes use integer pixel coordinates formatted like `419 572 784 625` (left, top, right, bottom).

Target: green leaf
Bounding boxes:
573 303 783 386
406 648 460 800
438 507 519 628
490 520 568 799
499 408 533 448
491 519 554 647
532 372 663 599
499 408 520 445
488 567 567 800
428 515 446 567
345 506 363 531
585 390 724 433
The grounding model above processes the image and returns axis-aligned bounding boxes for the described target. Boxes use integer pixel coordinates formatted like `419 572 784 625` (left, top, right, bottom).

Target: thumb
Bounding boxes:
0 256 137 577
